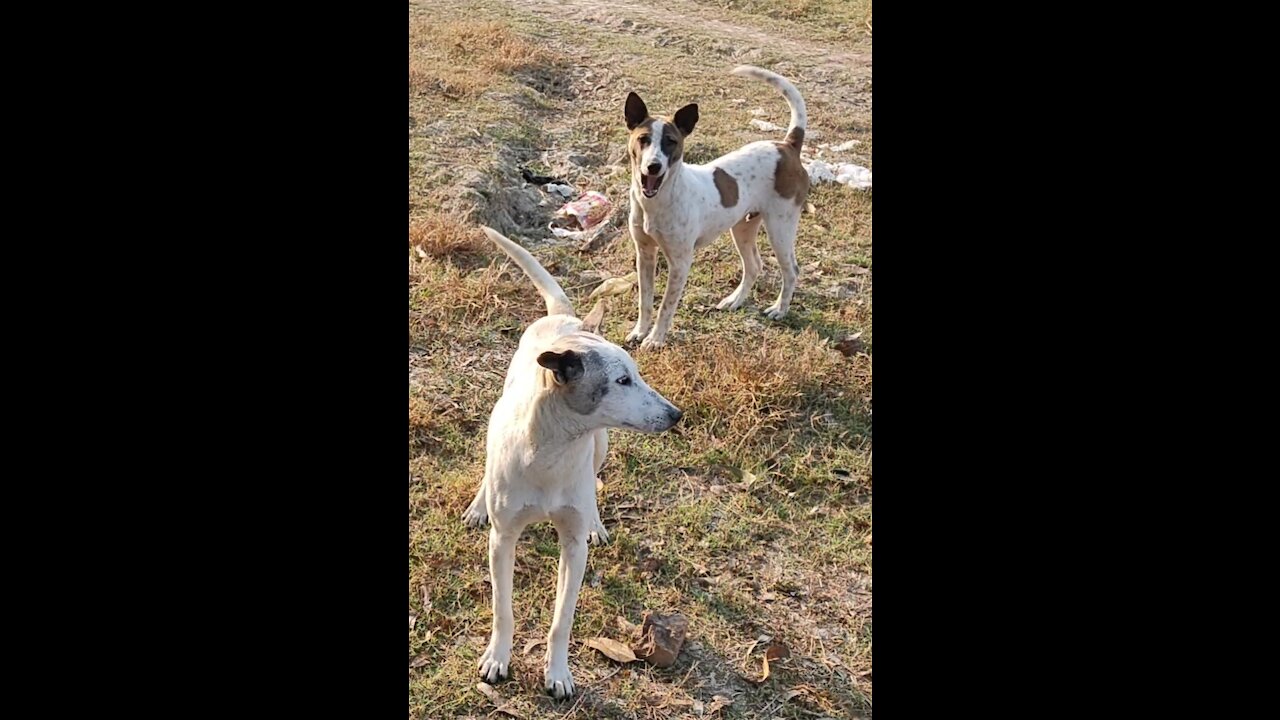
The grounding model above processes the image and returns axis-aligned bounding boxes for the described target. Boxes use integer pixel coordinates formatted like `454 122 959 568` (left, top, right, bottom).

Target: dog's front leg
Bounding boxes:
478 524 519 683
626 224 658 344
641 250 693 349
544 514 588 699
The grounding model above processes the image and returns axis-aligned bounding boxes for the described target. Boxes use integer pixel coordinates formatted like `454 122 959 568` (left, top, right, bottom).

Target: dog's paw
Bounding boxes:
762 303 789 321
716 291 748 311
478 642 512 683
589 518 610 546
639 333 666 350
461 503 489 529
544 662 576 700
624 325 650 344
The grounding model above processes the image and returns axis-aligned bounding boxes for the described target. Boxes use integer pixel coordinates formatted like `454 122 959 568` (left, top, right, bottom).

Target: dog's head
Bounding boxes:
536 326 682 434
625 92 699 199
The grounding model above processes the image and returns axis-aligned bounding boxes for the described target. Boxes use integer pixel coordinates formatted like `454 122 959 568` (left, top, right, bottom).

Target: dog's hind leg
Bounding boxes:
479 522 523 683
761 210 802 320
588 430 610 545
544 510 589 699
717 213 764 311
461 479 488 528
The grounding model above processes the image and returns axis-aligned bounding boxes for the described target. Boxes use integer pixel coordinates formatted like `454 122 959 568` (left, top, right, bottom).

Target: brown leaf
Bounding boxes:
409 652 430 668
783 688 805 702
707 694 733 714
493 705 524 720
640 557 664 573
523 638 546 655
752 642 790 683
835 332 866 357
586 637 637 663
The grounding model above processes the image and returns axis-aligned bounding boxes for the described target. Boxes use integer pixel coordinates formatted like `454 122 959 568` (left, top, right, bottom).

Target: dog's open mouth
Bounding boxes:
641 172 664 198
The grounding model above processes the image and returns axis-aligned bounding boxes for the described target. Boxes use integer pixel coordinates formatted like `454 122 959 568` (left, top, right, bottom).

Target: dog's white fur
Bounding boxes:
462 227 682 699
625 66 810 348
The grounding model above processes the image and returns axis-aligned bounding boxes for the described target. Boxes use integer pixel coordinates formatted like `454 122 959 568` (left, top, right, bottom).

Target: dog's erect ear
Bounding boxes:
537 349 585 384
625 92 649 130
673 103 699 136
581 300 606 335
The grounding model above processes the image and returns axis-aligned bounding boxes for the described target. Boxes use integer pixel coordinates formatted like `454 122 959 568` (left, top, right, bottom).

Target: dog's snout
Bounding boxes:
667 407 683 425
646 162 662 175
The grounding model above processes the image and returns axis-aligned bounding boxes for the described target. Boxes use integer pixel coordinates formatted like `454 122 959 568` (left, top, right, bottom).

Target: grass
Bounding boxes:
410 1 871 717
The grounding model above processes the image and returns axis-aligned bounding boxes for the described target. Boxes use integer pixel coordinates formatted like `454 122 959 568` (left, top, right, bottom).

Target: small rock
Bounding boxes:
568 154 591 167
633 611 689 668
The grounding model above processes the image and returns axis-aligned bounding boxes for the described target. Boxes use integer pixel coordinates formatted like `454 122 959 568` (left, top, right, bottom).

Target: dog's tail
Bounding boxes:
479 226 576 317
732 65 807 150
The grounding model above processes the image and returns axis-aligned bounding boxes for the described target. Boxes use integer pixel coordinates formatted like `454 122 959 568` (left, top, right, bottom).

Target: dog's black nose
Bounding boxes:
646 163 662 175
668 408 683 425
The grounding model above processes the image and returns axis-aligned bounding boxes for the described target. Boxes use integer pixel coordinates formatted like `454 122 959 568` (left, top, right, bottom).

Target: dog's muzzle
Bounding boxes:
641 170 664 198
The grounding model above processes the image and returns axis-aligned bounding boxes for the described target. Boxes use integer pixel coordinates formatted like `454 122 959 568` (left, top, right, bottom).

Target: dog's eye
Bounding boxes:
638 136 650 146
616 376 632 386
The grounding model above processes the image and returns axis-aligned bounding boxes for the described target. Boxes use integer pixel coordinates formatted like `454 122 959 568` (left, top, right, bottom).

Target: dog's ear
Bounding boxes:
625 92 649 130
673 103 699 136
581 300 606 335
537 349 585 384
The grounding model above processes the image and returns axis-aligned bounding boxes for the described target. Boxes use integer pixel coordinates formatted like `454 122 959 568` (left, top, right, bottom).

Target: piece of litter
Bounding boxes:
550 191 612 232
750 119 786 132
750 108 767 116
804 160 872 190
543 182 576 199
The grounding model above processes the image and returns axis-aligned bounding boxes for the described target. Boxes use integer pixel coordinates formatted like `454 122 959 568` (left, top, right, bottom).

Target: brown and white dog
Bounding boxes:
623 65 810 349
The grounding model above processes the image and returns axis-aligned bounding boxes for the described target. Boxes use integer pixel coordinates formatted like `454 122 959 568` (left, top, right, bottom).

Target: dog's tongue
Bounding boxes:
644 174 659 193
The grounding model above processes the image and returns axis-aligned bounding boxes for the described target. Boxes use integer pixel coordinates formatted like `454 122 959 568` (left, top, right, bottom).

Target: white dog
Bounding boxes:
462 227 683 699
623 66 811 348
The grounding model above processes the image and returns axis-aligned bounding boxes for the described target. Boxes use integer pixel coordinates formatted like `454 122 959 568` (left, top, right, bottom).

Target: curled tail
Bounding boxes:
479 226 575 317
732 65 807 150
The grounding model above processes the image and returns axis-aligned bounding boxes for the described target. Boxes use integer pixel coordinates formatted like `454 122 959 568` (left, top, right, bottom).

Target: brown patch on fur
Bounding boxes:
628 118 656 170
713 167 739 208
774 143 810 206
785 127 805 150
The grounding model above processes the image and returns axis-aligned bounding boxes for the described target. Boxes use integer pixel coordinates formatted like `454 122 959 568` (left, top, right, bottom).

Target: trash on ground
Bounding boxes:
549 191 613 237
750 119 786 132
543 183 576 200
520 167 564 186
804 160 872 190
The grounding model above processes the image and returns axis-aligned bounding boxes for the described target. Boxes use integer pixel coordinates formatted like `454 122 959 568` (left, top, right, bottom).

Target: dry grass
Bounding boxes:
409 1 871 717
409 19 562 99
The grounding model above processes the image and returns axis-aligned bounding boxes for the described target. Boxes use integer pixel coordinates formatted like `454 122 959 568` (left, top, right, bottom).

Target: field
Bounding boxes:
409 1 872 717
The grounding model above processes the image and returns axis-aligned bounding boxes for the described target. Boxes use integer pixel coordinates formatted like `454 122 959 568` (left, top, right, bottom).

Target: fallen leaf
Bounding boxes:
692 700 705 715
523 638 546 655
752 642 790 684
849 266 870 275
476 682 500 703
743 470 759 486
414 246 427 259
409 652 430 668
806 202 817 214
586 637 637 663
494 704 524 719
783 688 805 702
835 333 866 357
707 694 733 714
596 476 604 492
617 615 639 636
587 273 638 301
409 614 417 630
864 533 872 544
640 557 664 573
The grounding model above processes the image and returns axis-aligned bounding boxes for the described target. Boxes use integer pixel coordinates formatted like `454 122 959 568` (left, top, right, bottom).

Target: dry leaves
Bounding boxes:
751 642 791 684
587 273 637 301
706 694 734 714
616 615 638 637
409 652 431 668
523 638 546 655
835 332 866 357
586 637 637 663
476 683 524 719
409 614 417 630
